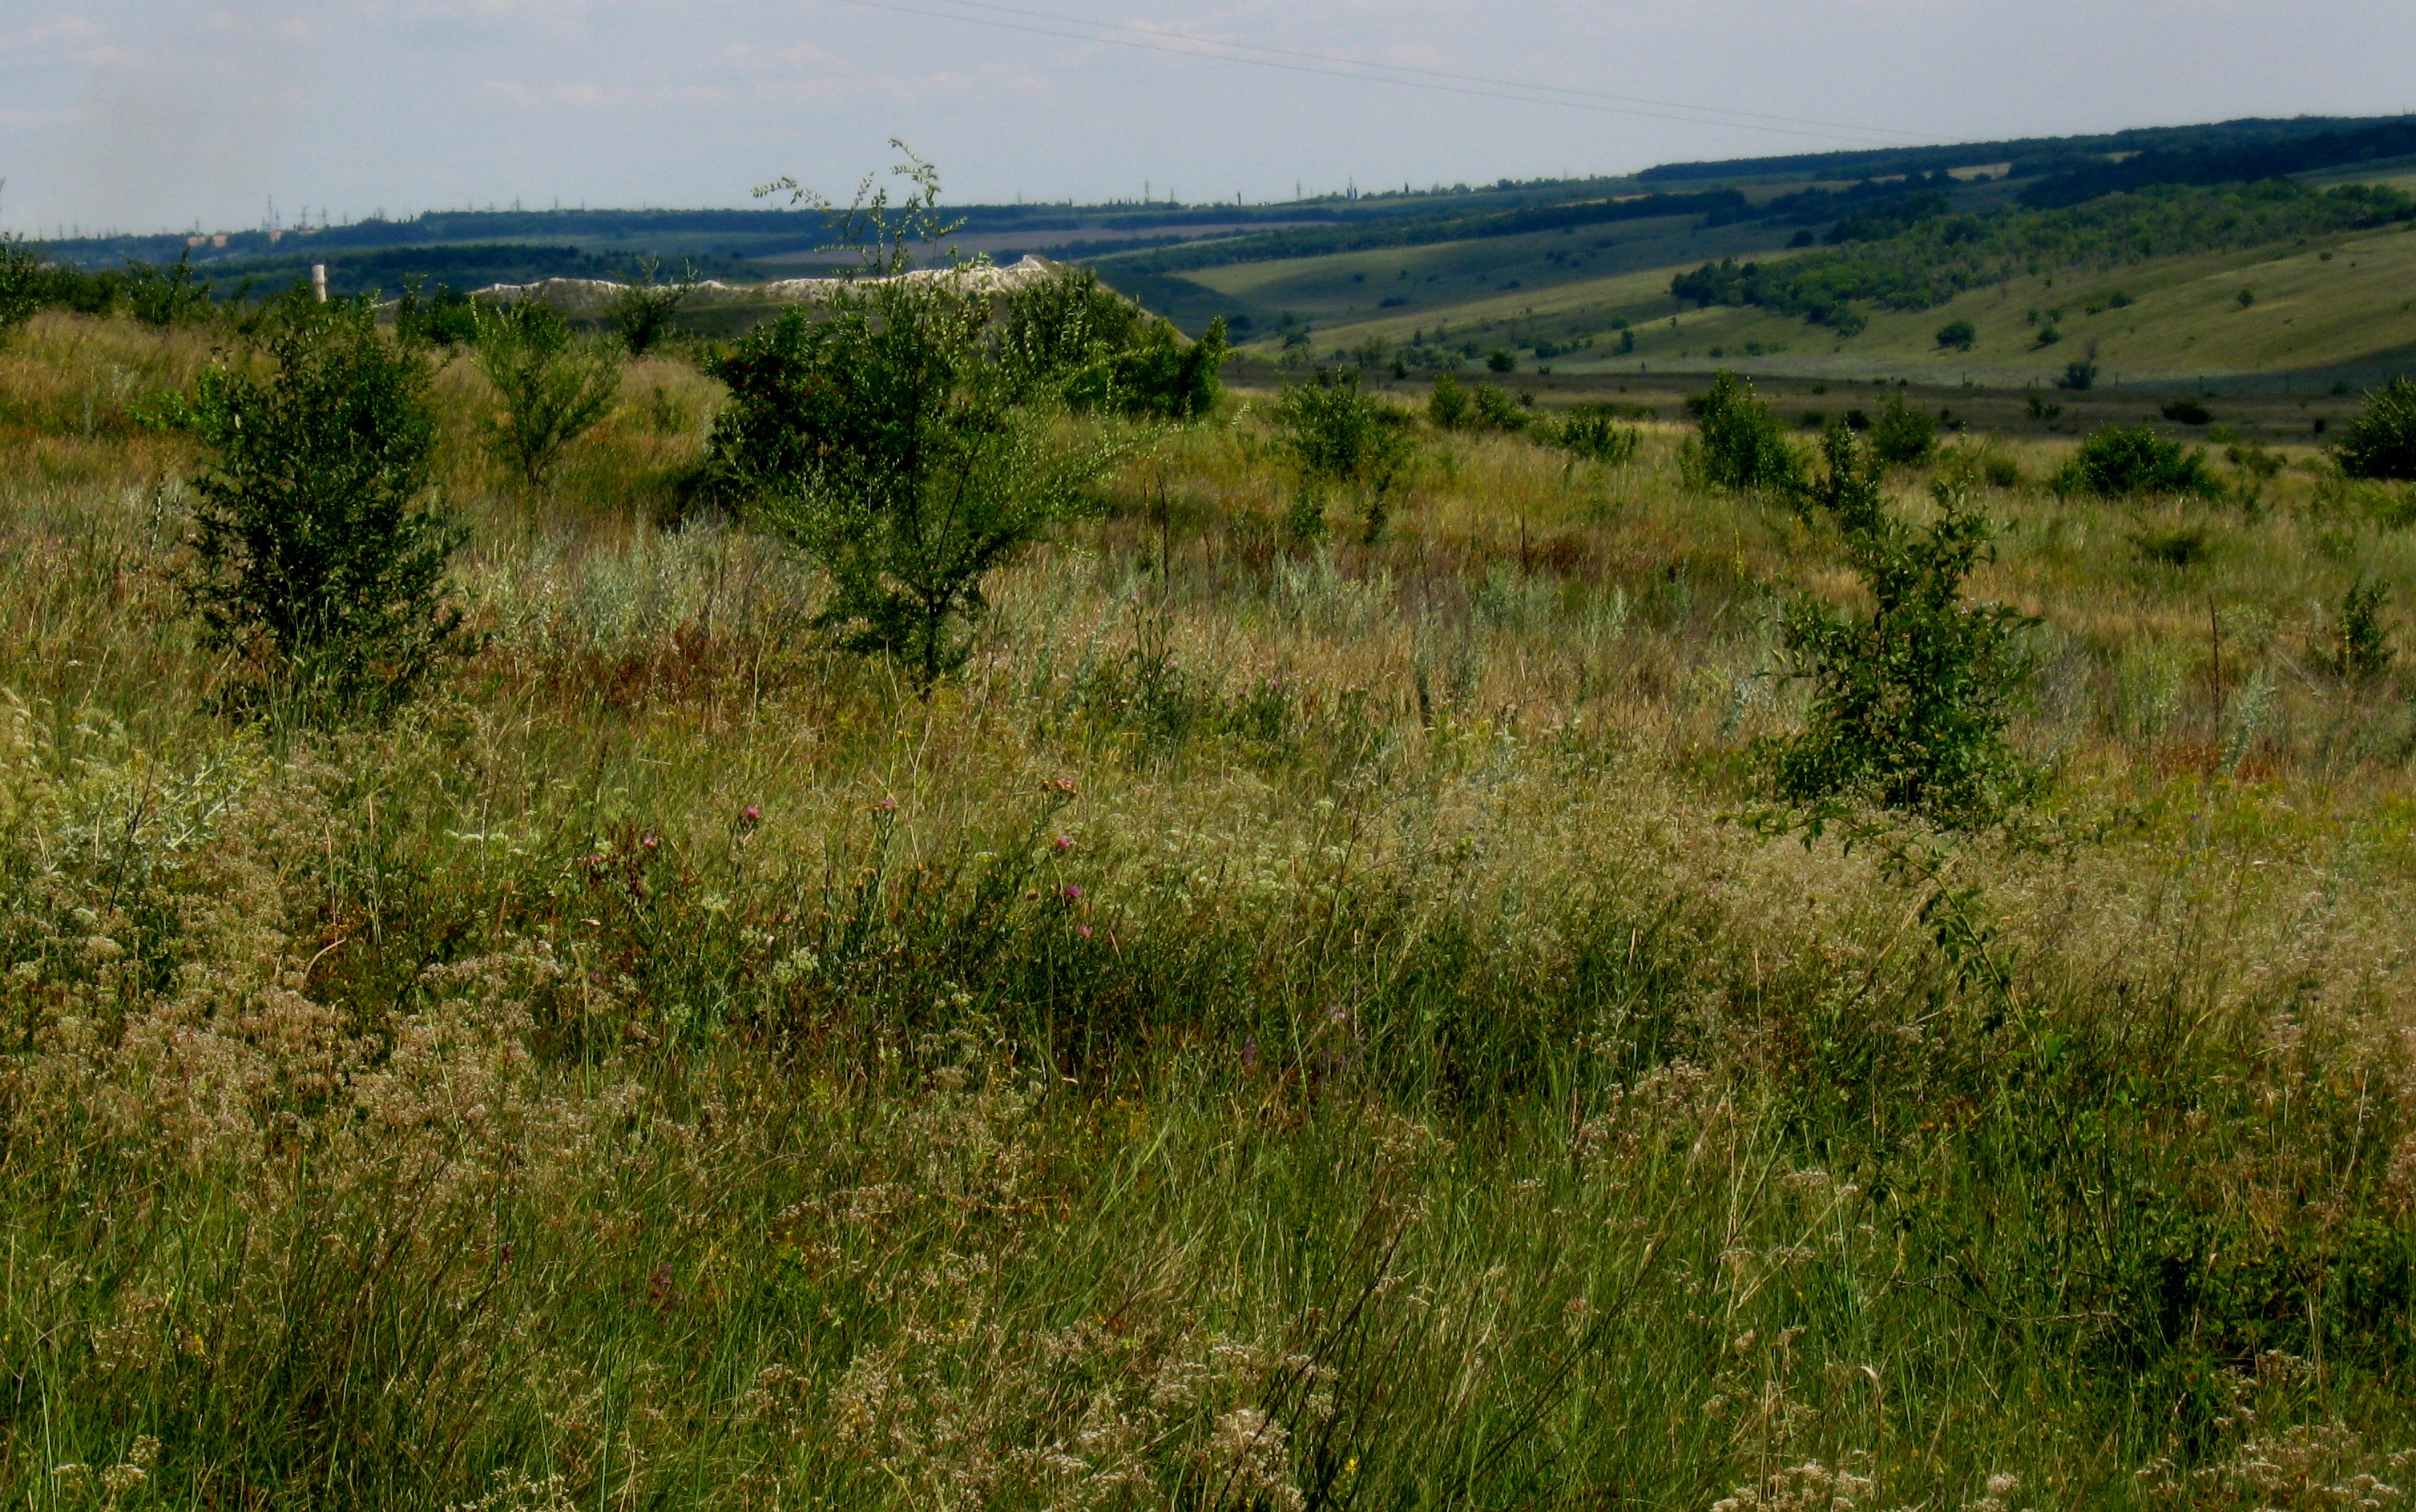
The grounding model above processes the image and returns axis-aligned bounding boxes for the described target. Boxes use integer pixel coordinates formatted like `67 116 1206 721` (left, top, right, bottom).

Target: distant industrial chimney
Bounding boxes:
311 264 327 302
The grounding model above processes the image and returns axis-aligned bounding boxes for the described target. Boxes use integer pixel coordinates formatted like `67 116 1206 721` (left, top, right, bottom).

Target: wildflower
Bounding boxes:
875 796 899 814
641 835 659 851
1052 834 1074 853
741 806 760 825
1076 924 1092 938
1052 776 1078 796
1063 884 1083 901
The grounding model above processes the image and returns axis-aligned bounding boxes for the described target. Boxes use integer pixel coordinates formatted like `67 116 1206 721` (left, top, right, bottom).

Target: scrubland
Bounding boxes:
5 309 2416 1510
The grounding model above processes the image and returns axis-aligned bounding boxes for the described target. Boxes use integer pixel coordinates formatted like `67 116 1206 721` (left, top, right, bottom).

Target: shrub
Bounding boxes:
1764 425 2041 826
181 292 472 707
2160 398 2212 425
2051 426 2222 498
123 252 213 328
2055 358 2099 391
1869 394 1939 466
1551 405 1640 466
0 234 46 341
998 267 1228 421
1273 369 1415 540
611 257 696 357
1427 372 1471 430
1486 349 1515 373
1935 318 1977 351
2334 377 2416 481
2324 577 2395 679
709 151 1134 684
394 278 483 349
1682 371 1804 495
474 299 623 494
1469 381 1527 433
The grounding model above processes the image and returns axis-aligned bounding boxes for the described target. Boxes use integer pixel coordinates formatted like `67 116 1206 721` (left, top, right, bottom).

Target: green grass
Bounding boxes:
1194 221 2416 389
4 311 2416 1508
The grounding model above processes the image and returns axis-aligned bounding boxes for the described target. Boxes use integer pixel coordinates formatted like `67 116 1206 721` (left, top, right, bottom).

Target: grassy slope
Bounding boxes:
6 312 2416 1508
1220 220 2416 386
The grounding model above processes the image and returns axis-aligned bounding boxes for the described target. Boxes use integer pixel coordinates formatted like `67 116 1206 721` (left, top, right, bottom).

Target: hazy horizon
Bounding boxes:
2 0 2410 238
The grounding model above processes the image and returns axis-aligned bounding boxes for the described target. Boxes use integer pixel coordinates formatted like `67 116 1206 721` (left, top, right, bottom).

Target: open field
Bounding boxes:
5 307 2416 1509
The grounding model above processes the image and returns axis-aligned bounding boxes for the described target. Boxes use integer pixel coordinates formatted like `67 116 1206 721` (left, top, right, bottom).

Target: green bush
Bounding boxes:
181 293 472 708
1426 372 1471 430
1682 371 1804 495
611 257 696 357
394 278 484 349
123 252 212 328
0 235 44 342
708 260 1128 684
1486 349 1515 373
2325 577 2395 679
1765 425 2041 826
998 267 1228 421
1935 318 1977 351
474 299 623 494
2051 426 2222 498
1468 381 1527 433
1273 369 1416 540
1869 394 1939 466
1551 404 1640 466
2334 377 2416 481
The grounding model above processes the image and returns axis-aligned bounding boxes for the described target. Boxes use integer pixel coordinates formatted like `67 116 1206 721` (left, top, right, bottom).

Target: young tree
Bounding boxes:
611 256 697 357
1935 319 1977 352
1684 371 1804 495
708 147 1133 687
1765 425 2040 827
2051 426 2221 499
475 298 622 494
1869 393 1939 467
1271 369 1416 541
182 292 472 708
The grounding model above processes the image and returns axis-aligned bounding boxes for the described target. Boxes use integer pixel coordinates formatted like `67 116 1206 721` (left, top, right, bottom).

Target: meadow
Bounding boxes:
4 301 2416 1511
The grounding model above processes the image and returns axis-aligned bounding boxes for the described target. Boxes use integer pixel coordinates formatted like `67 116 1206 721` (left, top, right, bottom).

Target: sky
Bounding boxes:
0 0 2410 236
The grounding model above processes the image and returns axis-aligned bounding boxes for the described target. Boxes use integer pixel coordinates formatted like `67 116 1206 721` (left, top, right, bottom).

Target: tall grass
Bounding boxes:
3 312 2415 1509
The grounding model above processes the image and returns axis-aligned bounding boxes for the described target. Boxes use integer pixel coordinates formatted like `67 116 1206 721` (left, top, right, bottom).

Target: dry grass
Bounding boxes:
3 313 2416 1509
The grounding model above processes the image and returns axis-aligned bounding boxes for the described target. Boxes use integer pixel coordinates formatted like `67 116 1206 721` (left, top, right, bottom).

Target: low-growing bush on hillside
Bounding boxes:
2323 576 2396 679
1682 370 1804 495
1935 318 1977 351
1765 425 2041 826
2335 377 2416 481
123 252 213 328
181 292 473 708
474 297 623 494
394 277 485 349
611 256 696 357
2051 425 2222 498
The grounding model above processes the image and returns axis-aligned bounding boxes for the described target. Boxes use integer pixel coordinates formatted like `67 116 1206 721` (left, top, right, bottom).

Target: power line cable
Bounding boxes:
821 0 1931 147
908 0 1932 143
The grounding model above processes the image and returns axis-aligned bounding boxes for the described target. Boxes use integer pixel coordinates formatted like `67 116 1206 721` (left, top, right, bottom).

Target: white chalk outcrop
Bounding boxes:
470 255 1060 315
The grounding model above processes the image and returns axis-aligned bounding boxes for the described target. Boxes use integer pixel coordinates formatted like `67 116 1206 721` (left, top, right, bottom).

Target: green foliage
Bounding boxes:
2055 357 2099 391
611 256 696 357
1426 372 1471 430
1551 404 1641 466
1682 371 1804 495
1934 318 1977 351
393 278 485 349
0 235 45 342
1486 349 1515 373
2161 398 2213 425
707 197 1129 683
1765 426 2041 826
1272 369 1415 540
181 292 471 707
2325 577 2395 679
2052 426 2222 498
998 267 1228 421
2333 377 2416 482
474 299 623 494
1869 394 1939 467
122 252 212 328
